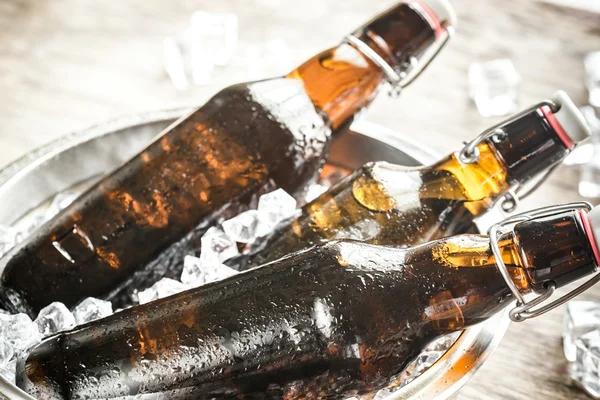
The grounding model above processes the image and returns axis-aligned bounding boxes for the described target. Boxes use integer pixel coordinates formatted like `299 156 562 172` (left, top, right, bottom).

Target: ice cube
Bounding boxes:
564 106 598 167
0 359 15 384
163 11 238 90
564 301 600 362
257 189 297 236
20 211 47 236
222 210 261 244
585 51 600 108
0 225 20 259
138 278 188 305
468 59 521 117
154 278 188 298
188 36 214 86
395 332 461 389
0 313 41 352
45 191 80 220
395 349 446 389
200 227 239 264
34 302 76 337
414 350 445 373
136 287 157 305
163 36 190 91
579 157 600 198
190 11 238 67
572 329 600 398
181 255 237 288
73 297 113 326
333 219 381 241
424 331 461 352
577 107 600 198
246 39 293 81
373 389 392 399
399 370 418 388
0 340 14 366
305 184 328 203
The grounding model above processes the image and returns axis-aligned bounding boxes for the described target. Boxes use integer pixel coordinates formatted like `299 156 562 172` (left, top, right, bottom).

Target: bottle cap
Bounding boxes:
412 0 457 36
465 91 591 191
491 203 600 322
540 90 591 150
580 206 600 266
512 208 598 292
348 1 455 95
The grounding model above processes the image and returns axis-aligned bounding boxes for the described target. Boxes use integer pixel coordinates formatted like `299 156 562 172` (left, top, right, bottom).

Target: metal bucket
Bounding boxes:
0 112 509 399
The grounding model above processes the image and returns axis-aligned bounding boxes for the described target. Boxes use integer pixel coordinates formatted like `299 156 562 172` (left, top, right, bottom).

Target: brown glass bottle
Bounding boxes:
0 1 454 316
238 94 590 271
18 206 600 399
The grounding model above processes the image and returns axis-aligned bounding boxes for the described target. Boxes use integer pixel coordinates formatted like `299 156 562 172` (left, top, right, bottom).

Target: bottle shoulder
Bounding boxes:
352 161 423 213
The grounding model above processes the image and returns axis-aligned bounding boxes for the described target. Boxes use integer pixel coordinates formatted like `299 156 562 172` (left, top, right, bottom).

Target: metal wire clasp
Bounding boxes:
458 99 561 213
343 23 453 98
488 202 595 322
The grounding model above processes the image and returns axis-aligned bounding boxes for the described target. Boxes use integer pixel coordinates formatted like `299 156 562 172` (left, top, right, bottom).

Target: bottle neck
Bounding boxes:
420 107 572 216
427 210 598 292
428 233 530 293
420 142 510 215
513 209 598 292
353 1 440 69
286 44 385 130
490 108 571 184
420 209 598 331
286 2 439 130
413 233 529 332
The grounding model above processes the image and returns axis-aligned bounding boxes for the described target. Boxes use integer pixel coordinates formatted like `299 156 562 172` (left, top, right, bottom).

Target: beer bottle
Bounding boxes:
18 203 600 399
0 0 456 316
239 91 590 270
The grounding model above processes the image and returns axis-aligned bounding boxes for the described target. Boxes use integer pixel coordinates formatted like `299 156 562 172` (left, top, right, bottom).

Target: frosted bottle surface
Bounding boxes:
0 1 448 316
239 99 587 270
19 208 599 399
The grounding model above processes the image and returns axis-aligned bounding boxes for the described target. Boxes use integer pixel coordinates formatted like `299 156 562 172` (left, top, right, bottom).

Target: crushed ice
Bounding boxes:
181 255 237 288
73 297 113 326
0 185 459 389
35 302 76 337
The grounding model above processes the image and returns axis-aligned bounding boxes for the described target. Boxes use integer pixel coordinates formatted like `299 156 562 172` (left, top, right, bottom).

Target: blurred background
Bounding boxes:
0 0 599 399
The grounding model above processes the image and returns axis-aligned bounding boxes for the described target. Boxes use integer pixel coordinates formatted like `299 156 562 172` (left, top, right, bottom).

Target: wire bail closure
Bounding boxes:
458 99 561 213
343 23 453 98
488 202 596 322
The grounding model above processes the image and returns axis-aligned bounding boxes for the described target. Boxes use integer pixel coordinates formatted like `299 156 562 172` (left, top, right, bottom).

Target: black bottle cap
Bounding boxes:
490 91 590 186
514 209 598 293
351 1 455 74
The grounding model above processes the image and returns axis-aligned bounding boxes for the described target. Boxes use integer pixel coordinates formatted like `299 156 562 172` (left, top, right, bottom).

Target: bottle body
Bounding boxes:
20 208 598 399
240 106 575 270
0 1 444 316
1 79 331 315
19 237 519 400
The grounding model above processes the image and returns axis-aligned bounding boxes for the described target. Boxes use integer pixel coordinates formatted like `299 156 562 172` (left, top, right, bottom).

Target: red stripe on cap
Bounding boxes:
541 105 575 151
411 1 444 39
578 209 600 266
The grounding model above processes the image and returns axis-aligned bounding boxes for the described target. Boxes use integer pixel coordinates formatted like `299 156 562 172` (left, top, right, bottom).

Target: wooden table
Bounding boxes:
0 0 599 398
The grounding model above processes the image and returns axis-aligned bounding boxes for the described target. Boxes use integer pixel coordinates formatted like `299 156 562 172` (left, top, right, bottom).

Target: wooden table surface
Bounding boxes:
1 0 600 399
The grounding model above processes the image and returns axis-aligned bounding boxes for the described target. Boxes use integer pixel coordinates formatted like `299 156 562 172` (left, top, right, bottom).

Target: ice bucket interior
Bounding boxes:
0 111 509 400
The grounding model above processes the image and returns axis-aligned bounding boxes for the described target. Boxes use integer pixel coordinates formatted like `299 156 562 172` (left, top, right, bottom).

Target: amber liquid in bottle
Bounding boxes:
19 210 597 399
0 2 442 316
239 107 574 270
